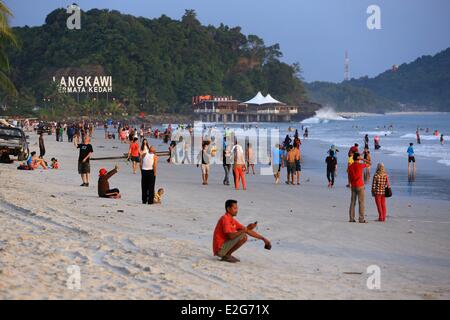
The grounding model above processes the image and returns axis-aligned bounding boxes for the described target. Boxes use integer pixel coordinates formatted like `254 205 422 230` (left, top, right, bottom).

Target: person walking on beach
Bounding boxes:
346 150 354 188
140 138 150 155
371 163 389 222
348 152 371 223
98 165 121 199
285 145 296 185
222 137 232 185
246 142 256 175
77 136 94 187
140 146 158 204
197 141 211 185
232 141 246 190
270 144 284 184
325 150 337 188
363 147 371 183
294 139 301 185
212 199 271 263
59 125 64 142
407 143 416 177
73 125 80 146
38 132 45 158
127 137 140 174
181 132 192 164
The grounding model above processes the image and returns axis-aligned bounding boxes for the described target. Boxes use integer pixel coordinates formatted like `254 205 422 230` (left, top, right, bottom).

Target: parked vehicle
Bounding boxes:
37 122 52 135
0 126 30 161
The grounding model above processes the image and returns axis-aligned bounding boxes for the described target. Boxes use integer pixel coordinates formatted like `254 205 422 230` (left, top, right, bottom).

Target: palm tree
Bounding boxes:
0 1 17 95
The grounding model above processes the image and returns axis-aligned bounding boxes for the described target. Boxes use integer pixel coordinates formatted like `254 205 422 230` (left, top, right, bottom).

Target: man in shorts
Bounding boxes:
407 142 416 177
213 200 271 263
197 141 211 185
77 136 93 187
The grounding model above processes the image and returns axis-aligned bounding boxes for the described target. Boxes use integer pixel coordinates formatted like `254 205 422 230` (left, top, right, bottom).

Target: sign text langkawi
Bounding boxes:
53 76 112 93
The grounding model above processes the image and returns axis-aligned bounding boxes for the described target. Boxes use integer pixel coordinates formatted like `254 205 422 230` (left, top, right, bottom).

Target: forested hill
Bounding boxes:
306 47 450 112
347 47 450 111
6 8 309 116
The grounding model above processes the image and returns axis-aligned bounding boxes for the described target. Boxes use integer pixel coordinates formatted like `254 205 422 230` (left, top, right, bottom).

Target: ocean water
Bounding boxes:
168 110 450 201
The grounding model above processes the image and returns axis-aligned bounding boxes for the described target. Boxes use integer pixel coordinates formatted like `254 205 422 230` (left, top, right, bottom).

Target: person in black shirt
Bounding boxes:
325 151 338 188
77 136 94 187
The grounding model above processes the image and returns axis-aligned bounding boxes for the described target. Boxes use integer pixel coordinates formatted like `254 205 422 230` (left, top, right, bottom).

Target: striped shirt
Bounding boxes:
372 173 388 195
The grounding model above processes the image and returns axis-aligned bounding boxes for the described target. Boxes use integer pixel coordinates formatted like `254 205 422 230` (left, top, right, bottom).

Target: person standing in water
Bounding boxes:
407 143 416 177
363 147 371 183
364 134 369 150
416 129 421 144
440 134 445 145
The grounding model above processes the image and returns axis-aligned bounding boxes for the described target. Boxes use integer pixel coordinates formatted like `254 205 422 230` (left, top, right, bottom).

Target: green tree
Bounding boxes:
0 1 17 95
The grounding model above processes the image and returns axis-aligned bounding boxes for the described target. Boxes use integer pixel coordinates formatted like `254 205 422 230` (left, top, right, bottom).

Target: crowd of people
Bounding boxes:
2 117 448 263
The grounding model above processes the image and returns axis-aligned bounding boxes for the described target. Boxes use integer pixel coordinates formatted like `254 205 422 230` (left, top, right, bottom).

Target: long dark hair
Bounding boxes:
141 139 149 151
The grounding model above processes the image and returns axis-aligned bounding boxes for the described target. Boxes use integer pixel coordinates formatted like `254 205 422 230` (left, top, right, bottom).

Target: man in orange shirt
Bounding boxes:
348 152 371 223
213 200 271 263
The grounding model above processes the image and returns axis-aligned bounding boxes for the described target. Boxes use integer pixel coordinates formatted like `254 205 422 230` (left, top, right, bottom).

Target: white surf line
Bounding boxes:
407 219 450 224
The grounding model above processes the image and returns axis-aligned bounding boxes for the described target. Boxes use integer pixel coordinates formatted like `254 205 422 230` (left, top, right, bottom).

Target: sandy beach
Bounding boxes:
1 129 449 300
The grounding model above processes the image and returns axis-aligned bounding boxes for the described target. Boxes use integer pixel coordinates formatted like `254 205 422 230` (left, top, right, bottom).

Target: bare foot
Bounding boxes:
221 256 237 263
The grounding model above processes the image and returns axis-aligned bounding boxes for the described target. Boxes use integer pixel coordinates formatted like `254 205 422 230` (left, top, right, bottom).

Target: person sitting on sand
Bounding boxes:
27 151 47 170
213 199 271 263
153 188 164 204
98 165 121 199
50 158 59 169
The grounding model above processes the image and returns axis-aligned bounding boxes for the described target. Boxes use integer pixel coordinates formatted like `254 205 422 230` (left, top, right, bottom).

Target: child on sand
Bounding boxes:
153 188 165 204
50 158 59 169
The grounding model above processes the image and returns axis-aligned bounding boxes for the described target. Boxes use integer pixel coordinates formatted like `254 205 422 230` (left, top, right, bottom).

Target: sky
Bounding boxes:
5 0 450 83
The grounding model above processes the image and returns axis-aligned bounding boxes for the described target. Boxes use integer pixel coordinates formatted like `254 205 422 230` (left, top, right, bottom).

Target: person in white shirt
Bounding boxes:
231 141 247 190
140 146 158 204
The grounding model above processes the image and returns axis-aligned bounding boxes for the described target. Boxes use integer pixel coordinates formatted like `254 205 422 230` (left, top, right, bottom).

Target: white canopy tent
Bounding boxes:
243 92 285 105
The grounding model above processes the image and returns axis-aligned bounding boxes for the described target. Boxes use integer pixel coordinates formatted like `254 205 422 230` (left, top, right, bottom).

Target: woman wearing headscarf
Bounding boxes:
371 163 390 222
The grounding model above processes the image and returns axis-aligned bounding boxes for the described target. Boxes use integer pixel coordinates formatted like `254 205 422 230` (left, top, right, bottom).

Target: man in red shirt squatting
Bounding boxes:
348 152 371 223
213 200 271 263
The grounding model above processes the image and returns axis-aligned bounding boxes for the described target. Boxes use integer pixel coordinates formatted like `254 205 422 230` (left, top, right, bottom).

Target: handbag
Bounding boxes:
385 176 392 198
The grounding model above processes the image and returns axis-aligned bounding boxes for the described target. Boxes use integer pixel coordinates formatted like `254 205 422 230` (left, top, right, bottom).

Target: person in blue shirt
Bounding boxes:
271 144 285 184
407 143 416 176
